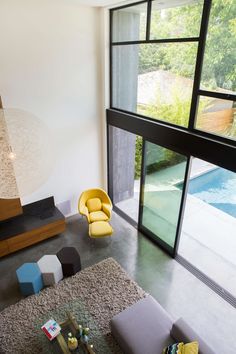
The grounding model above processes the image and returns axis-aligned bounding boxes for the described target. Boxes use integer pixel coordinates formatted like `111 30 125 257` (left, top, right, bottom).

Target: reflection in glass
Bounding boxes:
200 0 236 94
109 126 141 223
150 0 203 39
141 142 187 249
196 96 236 140
112 3 147 42
112 43 197 127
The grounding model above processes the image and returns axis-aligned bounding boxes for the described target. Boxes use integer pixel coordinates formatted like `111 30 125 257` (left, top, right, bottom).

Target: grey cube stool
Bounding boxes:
37 255 63 286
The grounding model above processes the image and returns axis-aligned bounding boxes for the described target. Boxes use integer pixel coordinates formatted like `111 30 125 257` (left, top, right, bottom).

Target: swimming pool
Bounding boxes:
187 168 236 218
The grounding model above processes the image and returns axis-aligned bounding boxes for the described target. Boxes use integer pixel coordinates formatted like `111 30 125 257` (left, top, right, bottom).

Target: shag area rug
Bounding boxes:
0 258 147 354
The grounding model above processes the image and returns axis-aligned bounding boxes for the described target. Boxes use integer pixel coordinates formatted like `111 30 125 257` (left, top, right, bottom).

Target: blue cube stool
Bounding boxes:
16 263 43 296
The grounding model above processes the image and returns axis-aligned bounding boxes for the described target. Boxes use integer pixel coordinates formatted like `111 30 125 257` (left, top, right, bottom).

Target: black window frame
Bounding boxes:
108 0 236 242
107 0 236 306
108 0 236 224
110 0 236 147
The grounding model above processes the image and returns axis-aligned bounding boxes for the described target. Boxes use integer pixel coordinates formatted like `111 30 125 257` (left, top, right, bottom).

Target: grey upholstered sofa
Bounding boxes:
111 296 215 354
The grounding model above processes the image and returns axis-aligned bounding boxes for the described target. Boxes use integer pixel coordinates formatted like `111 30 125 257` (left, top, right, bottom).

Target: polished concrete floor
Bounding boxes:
0 212 236 353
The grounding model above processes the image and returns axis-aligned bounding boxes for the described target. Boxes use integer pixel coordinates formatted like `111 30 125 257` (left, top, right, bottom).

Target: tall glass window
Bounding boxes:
111 0 203 128
150 0 203 39
112 43 198 126
112 3 147 42
200 0 236 94
195 0 236 140
109 0 236 300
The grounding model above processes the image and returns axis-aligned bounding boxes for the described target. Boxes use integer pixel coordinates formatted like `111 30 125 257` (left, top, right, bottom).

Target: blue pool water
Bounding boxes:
187 168 236 218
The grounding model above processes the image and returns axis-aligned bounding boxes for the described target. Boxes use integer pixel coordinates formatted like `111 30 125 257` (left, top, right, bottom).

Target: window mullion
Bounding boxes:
146 0 152 41
188 0 212 130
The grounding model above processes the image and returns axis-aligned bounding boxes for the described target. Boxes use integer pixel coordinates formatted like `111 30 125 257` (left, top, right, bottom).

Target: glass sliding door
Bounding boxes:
140 141 188 254
108 126 142 224
178 158 236 297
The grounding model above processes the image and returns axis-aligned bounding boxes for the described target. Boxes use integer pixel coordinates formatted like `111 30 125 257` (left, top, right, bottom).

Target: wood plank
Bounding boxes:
56 334 71 354
0 198 23 222
0 240 9 257
85 342 96 354
198 108 235 133
7 219 65 253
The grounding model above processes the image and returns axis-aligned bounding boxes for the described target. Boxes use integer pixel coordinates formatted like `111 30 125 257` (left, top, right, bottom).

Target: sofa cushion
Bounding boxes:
86 198 102 212
171 318 215 354
89 211 108 222
111 295 174 354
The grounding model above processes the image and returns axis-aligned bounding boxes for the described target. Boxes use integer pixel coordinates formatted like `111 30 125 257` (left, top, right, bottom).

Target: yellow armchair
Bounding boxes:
78 188 113 224
102 203 112 220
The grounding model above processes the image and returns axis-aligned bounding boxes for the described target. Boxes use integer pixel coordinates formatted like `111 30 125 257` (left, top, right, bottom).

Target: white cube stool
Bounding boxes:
37 255 63 286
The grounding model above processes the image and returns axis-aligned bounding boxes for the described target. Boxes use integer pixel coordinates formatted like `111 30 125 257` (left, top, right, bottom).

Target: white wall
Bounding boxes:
0 0 105 215
75 0 136 7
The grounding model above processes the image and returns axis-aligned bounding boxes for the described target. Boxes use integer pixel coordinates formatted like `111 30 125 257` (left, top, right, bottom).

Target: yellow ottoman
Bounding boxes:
89 221 113 238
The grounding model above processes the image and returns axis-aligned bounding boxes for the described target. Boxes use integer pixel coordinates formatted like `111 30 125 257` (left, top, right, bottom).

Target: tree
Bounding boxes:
138 89 192 127
139 0 236 91
201 0 236 91
135 136 142 179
